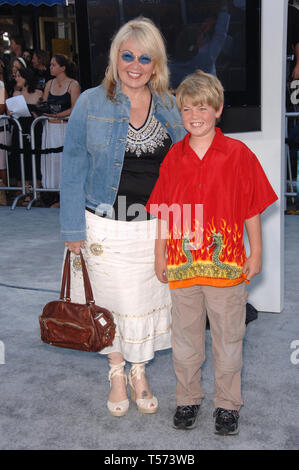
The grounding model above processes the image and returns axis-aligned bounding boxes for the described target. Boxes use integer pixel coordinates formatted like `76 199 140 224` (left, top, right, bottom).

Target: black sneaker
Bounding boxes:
173 405 200 430
213 408 239 435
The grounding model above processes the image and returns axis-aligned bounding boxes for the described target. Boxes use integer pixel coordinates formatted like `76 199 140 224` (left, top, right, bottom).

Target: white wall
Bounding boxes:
227 0 287 312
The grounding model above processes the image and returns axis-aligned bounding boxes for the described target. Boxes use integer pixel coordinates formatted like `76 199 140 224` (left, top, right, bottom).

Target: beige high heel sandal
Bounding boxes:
128 362 158 414
107 361 129 417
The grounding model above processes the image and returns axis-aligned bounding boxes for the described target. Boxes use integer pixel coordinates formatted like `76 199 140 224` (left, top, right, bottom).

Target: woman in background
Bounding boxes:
40 54 80 207
7 57 28 96
10 67 43 204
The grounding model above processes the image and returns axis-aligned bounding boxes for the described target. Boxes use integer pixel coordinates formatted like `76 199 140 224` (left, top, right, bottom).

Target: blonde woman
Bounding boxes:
60 17 186 417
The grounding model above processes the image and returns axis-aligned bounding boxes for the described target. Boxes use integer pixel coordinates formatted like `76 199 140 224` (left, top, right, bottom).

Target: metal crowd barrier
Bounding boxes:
0 115 27 210
27 116 68 210
2 112 297 211
0 114 68 210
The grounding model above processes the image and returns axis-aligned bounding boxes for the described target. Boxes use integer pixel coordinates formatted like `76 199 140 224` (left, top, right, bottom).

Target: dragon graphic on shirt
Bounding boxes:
167 230 242 282
173 235 195 273
207 232 240 279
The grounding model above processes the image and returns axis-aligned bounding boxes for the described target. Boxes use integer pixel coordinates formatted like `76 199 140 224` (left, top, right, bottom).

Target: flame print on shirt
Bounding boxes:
167 217 246 287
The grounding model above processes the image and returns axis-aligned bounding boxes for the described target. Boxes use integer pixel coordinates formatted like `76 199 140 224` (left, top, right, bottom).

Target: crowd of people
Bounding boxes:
0 34 80 207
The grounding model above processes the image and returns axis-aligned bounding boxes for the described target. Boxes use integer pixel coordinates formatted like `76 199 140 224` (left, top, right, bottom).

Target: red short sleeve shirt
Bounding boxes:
146 128 278 289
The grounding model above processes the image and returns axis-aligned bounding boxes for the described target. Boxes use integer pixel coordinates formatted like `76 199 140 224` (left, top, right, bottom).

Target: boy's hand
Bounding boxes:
244 214 262 281
155 255 168 283
242 253 262 281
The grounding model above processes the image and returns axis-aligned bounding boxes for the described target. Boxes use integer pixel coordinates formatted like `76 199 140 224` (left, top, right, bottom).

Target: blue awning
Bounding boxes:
0 0 65 5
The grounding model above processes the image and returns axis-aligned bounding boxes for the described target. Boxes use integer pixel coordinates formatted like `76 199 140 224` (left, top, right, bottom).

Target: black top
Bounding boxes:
113 96 172 221
47 79 72 113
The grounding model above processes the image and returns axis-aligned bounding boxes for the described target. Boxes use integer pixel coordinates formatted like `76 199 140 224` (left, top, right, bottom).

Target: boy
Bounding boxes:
146 70 278 435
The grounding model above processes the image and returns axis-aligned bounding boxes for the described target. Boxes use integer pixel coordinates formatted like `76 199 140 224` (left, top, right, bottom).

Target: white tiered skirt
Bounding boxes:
68 210 172 363
41 121 67 189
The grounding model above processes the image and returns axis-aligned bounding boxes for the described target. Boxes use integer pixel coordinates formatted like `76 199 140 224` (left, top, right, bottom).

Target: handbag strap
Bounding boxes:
60 249 95 305
79 250 94 305
60 249 71 300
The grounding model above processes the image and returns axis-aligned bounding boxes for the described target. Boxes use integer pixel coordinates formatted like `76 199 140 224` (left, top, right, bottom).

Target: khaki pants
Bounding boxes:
170 283 248 411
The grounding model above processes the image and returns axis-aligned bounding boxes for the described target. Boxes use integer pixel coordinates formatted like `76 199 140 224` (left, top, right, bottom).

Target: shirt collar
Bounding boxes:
182 127 228 157
212 127 228 154
114 80 129 102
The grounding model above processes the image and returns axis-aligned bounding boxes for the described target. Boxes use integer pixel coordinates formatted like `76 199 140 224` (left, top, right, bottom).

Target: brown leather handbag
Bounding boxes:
39 250 116 352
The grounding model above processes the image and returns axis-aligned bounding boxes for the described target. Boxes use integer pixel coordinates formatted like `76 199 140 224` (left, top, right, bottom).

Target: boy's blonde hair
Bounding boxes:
103 17 170 101
176 69 224 112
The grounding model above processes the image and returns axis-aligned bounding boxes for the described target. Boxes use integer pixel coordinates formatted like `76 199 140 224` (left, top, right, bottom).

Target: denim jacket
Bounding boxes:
60 83 186 241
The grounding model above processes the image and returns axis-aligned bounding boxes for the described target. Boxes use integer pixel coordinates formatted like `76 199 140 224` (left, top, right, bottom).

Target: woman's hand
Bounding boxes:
155 254 168 283
155 221 168 283
65 240 85 255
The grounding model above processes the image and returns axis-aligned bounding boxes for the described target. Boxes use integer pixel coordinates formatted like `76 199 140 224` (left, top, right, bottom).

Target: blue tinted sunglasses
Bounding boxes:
120 50 152 65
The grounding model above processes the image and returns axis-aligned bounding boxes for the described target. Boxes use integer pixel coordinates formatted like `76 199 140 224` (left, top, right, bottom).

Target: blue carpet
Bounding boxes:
0 207 298 450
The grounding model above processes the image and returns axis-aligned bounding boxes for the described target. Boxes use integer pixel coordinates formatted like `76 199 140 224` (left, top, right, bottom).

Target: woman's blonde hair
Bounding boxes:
103 17 170 101
176 69 224 112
